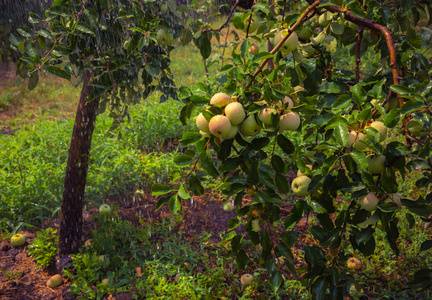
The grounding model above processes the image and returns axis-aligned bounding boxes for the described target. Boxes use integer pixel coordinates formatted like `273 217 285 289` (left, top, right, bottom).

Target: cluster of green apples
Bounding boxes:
242 12 299 57
196 93 302 140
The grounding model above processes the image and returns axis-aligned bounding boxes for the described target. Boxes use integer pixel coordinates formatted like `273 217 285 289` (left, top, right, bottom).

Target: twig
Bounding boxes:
355 26 364 83
221 25 230 67
305 0 324 15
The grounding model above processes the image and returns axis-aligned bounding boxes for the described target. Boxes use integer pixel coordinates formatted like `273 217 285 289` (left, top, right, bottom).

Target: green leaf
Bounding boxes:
271 155 285 173
390 84 413 96
350 149 368 172
351 84 367 106
269 270 283 291
236 249 249 269
24 40 37 58
174 155 193 166
28 72 39 91
169 195 182 214
311 277 328 300
46 66 71 81
200 151 219 178
155 195 171 210
277 135 295 154
76 23 94 35
275 173 289 194
186 174 204 196
252 52 274 63
420 240 432 251
151 184 171 196
334 123 349 147
400 101 427 115
197 36 211 60
178 184 191 199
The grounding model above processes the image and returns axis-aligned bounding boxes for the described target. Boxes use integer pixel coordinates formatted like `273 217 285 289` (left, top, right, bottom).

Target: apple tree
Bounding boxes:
153 0 432 297
12 0 200 262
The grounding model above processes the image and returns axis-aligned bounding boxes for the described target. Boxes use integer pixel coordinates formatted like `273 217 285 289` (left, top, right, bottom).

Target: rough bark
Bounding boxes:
57 69 99 262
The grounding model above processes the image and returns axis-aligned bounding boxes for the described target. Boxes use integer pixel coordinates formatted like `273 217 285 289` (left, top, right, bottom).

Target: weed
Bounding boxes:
28 228 59 269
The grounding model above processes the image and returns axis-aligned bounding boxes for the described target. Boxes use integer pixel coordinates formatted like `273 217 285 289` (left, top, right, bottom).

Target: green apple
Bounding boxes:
210 92 231 108
224 102 245 125
360 192 379 211
297 26 313 40
99 204 111 214
297 164 312 176
47 274 62 288
367 155 386 174
349 285 365 300
240 115 261 137
273 29 298 56
283 96 294 108
251 219 261 232
243 14 261 34
156 29 173 46
10 233 26 247
221 125 238 140
241 273 254 286
223 202 234 212
370 99 380 107
347 257 361 270
279 112 300 131
248 44 259 55
99 255 110 267
196 112 210 133
291 175 312 197
209 115 232 138
318 11 333 27
369 121 387 142
258 107 277 125
346 131 367 150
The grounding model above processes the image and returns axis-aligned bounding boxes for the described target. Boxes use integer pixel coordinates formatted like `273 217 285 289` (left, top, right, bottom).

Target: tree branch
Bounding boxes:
355 26 364 83
320 4 417 147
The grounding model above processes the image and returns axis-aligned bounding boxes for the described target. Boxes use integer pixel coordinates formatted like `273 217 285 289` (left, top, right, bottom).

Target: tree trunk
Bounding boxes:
57 70 99 263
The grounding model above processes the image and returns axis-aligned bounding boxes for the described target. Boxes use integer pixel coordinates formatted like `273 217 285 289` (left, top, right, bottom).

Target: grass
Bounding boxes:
0 97 193 231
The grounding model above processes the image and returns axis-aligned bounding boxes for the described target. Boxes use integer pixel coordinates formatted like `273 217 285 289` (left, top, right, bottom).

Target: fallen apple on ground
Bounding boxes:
347 257 361 270
99 204 111 214
47 274 62 288
10 233 26 247
241 273 254 286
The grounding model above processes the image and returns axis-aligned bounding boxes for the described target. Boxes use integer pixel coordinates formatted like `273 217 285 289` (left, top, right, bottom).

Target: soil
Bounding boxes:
0 186 305 300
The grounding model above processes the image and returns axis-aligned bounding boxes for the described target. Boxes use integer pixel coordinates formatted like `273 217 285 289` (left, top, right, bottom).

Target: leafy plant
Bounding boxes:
28 228 58 269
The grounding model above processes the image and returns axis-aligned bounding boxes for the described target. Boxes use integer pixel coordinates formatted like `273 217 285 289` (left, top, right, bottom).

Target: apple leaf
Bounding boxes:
174 155 193 166
236 249 249 269
151 184 171 196
169 195 182 214
351 84 367 107
269 270 283 291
